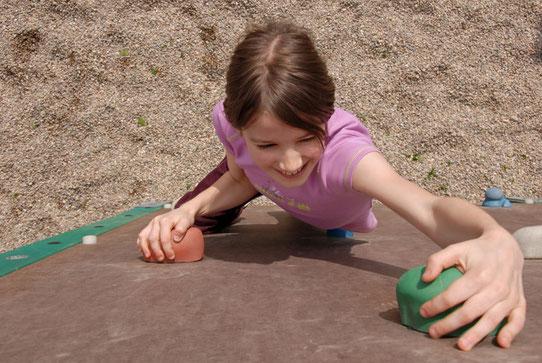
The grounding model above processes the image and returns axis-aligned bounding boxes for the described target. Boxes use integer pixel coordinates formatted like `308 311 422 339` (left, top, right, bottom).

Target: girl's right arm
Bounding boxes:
137 152 258 261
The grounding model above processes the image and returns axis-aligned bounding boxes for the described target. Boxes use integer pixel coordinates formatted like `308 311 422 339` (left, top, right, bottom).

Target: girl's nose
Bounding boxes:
279 149 303 172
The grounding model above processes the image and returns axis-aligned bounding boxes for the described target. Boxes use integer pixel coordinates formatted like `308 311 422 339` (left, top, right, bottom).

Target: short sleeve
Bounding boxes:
212 100 236 155
319 109 379 193
340 142 380 191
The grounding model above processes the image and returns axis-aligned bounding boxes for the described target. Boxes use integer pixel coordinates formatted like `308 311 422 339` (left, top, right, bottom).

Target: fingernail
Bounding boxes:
168 254 175 260
173 235 181 242
420 308 427 318
429 327 438 338
459 337 471 350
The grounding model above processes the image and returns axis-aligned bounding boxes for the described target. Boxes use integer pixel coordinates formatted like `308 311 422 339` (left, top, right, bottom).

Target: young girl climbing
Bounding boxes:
136 22 525 351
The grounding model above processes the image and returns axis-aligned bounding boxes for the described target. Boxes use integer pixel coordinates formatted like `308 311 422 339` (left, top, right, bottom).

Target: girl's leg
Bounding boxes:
174 157 260 234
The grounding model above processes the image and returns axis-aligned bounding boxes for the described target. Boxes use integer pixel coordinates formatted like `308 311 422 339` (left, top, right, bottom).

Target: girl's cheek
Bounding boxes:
305 144 324 159
262 154 278 167
251 149 276 167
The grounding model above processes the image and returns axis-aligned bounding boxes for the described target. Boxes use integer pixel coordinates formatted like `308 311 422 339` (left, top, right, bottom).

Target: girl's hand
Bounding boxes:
136 207 195 262
419 228 526 351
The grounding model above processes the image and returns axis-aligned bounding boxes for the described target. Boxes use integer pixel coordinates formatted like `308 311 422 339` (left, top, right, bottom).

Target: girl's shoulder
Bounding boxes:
320 107 379 191
326 107 373 141
212 100 232 133
212 100 240 155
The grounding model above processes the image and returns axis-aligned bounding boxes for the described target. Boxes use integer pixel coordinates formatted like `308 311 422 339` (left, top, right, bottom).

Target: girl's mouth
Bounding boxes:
276 162 307 178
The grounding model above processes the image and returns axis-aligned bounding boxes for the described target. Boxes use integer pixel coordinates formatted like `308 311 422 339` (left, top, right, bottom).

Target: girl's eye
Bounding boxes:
256 144 275 149
300 136 316 143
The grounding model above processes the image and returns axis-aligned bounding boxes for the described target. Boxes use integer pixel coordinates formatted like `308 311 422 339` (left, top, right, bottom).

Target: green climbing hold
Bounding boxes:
396 265 505 337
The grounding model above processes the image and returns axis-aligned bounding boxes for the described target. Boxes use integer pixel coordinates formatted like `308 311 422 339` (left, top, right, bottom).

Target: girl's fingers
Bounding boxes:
496 297 527 349
148 217 166 261
456 300 511 351
137 225 152 258
454 288 525 351
159 217 176 260
428 291 506 348
420 269 482 320
419 235 526 350
420 243 472 318
422 243 467 283
172 218 192 242
136 211 195 261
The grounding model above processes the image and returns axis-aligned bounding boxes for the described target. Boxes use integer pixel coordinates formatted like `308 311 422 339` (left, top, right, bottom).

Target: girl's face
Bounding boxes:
241 112 324 188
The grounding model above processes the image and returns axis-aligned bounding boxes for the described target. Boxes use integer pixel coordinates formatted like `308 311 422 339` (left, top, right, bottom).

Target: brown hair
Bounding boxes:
224 22 335 142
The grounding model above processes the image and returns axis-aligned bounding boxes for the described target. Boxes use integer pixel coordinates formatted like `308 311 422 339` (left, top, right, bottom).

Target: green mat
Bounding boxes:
0 204 166 278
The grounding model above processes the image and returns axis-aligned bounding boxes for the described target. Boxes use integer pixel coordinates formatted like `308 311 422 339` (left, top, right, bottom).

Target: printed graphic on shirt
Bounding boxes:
288 199 311 212
254 183 311 212
255 182 285 203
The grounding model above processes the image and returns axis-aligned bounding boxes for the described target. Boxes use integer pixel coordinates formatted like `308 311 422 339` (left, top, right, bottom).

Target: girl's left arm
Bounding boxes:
352 152 525 351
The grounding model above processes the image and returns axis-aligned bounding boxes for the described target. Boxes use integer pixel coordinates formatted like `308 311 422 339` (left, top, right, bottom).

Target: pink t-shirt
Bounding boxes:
213 100 379 232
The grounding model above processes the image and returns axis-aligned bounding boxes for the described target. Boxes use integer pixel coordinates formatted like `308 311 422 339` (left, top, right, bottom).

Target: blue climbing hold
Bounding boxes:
485 188 503 200
327 228 354 237
482 188 511 208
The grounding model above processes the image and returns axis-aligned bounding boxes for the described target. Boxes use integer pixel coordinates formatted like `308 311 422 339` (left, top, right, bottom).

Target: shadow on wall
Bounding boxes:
203 210 408 279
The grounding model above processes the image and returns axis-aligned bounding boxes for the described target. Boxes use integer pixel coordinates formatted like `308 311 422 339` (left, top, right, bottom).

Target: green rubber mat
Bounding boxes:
0 203 166 278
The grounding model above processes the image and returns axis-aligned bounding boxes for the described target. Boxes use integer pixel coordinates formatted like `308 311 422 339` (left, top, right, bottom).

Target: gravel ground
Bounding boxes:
1 0 541 253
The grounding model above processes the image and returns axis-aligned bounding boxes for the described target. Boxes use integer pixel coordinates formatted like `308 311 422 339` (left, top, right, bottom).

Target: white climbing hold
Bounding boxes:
163 203 172 209
513 226 542 259
82 235 97 245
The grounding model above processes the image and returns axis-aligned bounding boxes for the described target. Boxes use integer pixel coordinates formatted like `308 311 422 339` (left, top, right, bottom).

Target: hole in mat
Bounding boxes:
5 255 29 260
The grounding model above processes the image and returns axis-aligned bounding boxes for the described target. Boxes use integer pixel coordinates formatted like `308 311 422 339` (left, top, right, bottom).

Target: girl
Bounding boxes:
137 22 525 351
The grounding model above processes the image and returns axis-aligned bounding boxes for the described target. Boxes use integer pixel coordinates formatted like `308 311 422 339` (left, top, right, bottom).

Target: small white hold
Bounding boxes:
525 198 534 205
163 203 173 209
513 226 542 259
82 235 97 245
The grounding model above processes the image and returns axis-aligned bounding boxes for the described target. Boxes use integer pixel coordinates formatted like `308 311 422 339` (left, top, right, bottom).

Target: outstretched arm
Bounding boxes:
352 152 525 351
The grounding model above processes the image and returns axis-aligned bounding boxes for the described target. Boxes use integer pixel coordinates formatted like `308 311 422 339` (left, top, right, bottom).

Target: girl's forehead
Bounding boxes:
249 111 288 129
242 112 311 140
